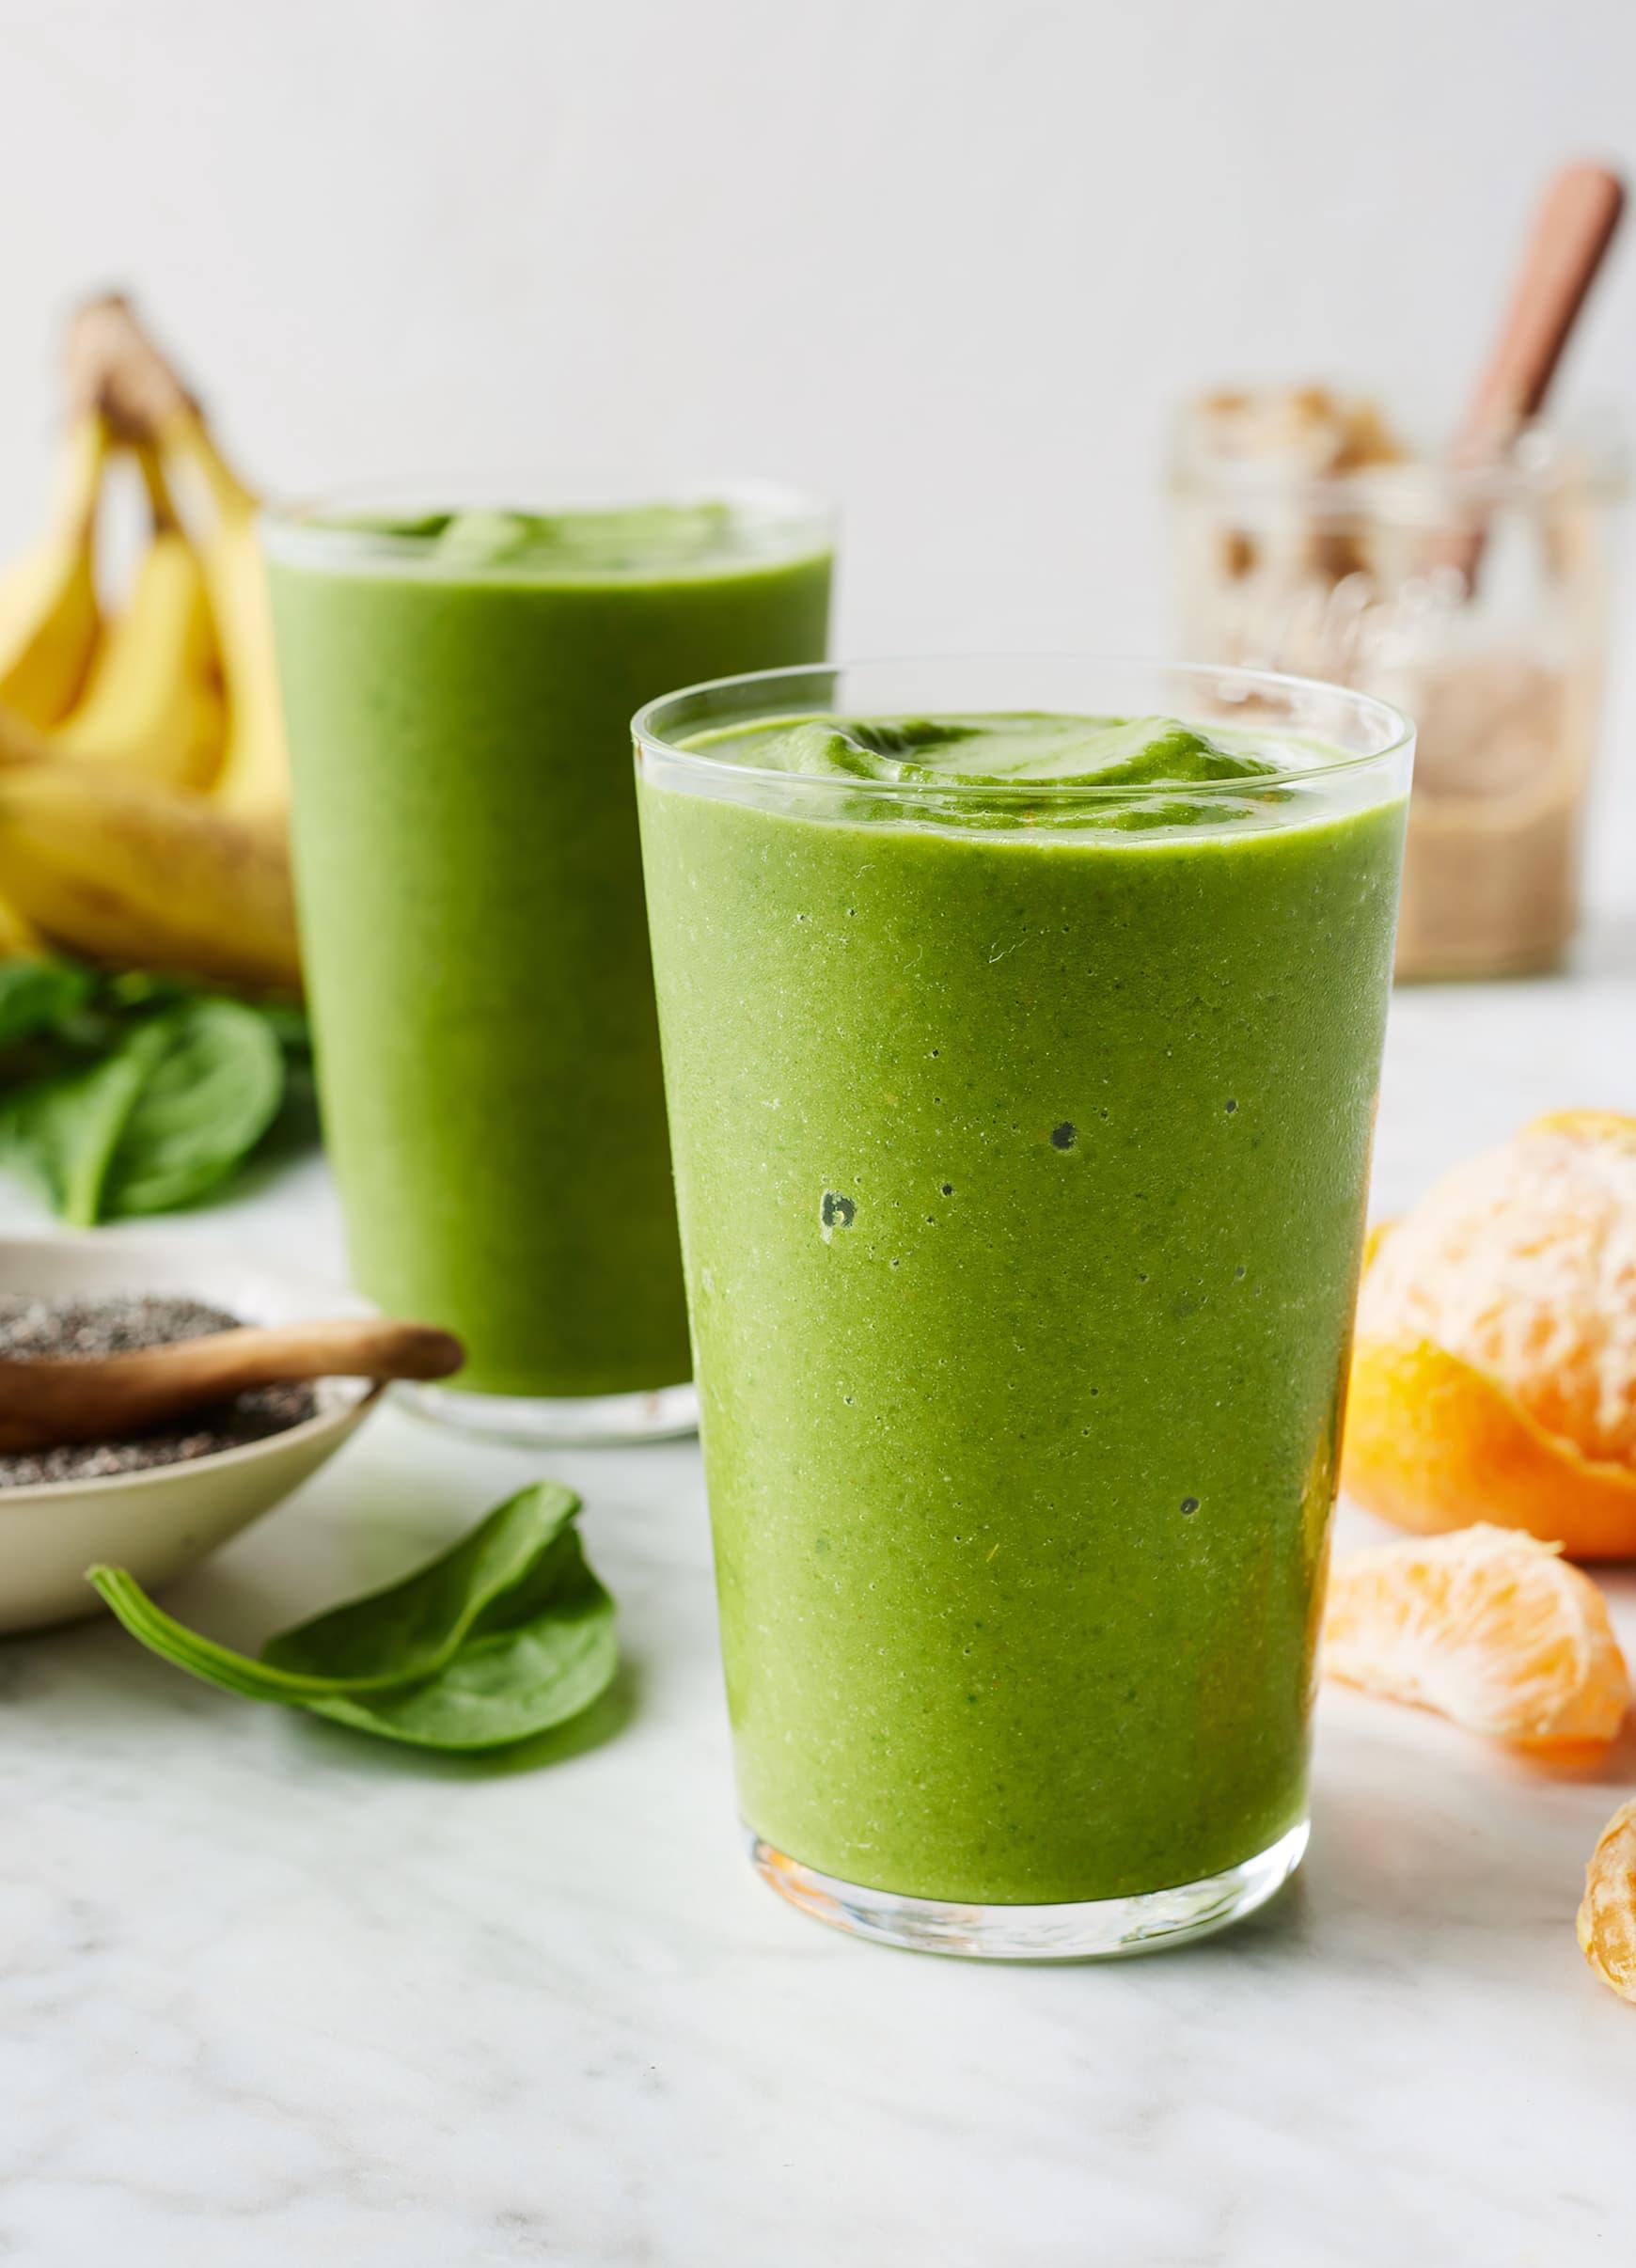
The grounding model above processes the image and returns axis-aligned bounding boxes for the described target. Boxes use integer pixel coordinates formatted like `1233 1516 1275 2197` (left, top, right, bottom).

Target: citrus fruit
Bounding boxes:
1323 1522 1629 1746
1344 1111 1636 1558
1579 1798 1636 2004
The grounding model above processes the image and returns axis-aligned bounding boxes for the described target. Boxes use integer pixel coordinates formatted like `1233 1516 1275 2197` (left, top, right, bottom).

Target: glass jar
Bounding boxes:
1169 394 1626 978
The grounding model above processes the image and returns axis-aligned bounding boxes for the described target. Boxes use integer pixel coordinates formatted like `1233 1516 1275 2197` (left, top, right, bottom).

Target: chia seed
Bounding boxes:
0 1294 319 1488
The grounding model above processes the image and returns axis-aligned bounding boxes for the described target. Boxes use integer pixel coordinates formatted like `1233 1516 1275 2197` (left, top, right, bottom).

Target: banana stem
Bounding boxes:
63 291 262 529
64 292 196 441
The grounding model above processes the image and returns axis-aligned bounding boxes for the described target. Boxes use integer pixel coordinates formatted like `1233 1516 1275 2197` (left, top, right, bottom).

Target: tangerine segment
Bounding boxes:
1358 1121 1636 1465
1343 1332 1636 1561
1579 1799 1636 2005
1323 1523 1629 1745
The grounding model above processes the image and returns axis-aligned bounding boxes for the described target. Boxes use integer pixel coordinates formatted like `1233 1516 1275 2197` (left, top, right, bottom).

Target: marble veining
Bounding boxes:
4 956 1636 2266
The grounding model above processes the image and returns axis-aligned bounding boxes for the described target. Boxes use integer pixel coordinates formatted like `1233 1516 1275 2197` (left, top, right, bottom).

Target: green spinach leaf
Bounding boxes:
0 957 94 1047
101 998 284 1217
81 1574 377 1705
0 996 285 1224
0 960 307 1223
253 999 311 1061
293 1540 618 1750
0 1019 170 1226
260 1480 587 1685
86 1483 620 1755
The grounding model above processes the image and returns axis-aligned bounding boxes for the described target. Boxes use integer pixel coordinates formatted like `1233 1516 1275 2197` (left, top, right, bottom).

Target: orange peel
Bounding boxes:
1579 1798 1636 2004
1343 1111 1636 1559
1323 1522 1629 1747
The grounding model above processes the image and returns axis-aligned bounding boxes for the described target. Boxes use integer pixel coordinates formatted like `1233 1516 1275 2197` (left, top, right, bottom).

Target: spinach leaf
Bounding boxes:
102 973 308 1058
86 1483 620 1756
81 1573 378 1705
0 958 312 1221
101 998 284 1217
1 997 285 1224
292 1532 617 1751
253 999 311 1061
261 1480 585 1685
0 957 94 1047
0 1019 170 1226
102 969 209 1017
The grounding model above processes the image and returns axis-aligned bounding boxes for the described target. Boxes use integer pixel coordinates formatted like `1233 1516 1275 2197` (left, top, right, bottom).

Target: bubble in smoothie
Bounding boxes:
821 1191 857 1238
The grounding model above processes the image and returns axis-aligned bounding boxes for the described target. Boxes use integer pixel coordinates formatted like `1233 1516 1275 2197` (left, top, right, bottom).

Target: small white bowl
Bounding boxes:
0 1236 381 1633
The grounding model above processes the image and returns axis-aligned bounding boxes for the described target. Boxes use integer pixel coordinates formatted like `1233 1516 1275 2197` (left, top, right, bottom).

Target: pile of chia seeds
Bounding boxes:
0 1293 320 1488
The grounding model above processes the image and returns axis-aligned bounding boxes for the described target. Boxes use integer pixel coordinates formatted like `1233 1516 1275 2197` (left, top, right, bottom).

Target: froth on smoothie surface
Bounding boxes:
316 501 809 576
680 713 1344 784
672 711 1375 834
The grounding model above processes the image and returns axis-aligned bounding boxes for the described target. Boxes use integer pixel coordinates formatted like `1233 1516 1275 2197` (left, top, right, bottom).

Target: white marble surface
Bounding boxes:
4 952 1636 2268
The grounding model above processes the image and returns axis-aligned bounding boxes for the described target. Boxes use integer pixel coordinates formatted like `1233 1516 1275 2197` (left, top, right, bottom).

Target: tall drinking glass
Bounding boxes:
265 483 832 1442
636 658 1411 1956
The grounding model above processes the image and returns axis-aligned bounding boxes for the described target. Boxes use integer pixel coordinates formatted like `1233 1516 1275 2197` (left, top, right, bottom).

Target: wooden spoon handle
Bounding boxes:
1454 165 1625 459
1435 163 1625 586
0 1319 464 1456
117 1319 468 1393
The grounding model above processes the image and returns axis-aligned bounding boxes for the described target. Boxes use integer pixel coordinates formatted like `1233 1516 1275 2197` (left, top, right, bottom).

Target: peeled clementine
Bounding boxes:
1579 1798 1636 2004
1344 1111 1636 1558
1323 1523 1629 1747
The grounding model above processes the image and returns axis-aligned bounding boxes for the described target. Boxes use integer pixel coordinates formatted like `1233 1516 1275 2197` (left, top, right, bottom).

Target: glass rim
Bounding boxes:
1168 406 1628 513
632 653 1416 804
260 474 836 573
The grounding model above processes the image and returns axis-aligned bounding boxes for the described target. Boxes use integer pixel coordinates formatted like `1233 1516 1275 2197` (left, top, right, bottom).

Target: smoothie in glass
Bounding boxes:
266 490 832 1439
636 658 1410 1955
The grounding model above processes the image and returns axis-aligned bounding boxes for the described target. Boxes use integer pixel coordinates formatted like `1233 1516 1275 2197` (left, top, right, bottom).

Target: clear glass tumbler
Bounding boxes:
636 656 1412 1957
1170 403 1625 979
265 480 832 1443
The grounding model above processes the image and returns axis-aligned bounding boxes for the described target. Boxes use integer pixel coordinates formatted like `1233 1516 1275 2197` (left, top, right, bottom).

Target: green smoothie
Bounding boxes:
637 686 1408 1912
266 496 831 1407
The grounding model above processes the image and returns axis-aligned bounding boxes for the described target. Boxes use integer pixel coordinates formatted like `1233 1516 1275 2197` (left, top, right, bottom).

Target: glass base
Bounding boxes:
748 1818 1308 1961
397 1378 698 1447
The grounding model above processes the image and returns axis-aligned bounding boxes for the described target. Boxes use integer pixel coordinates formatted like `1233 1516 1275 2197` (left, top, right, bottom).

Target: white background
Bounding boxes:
5 0 1636 875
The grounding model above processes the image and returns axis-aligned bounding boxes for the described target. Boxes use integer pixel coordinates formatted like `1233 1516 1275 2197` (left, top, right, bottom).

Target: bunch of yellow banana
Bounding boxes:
55 441 224 792
0 413 106 732
0 708 298 992
0 293 298 988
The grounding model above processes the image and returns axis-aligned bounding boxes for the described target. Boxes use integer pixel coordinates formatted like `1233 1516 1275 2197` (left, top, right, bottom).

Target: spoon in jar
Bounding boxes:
1430 160 1625 591
0 1317 464 1455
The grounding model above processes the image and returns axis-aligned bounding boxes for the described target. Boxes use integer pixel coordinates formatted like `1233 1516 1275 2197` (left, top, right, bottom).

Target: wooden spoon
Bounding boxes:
0 1318 464 1457
1432 161 1625 589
